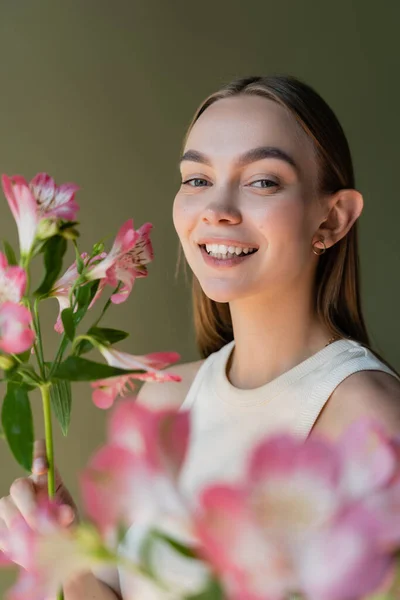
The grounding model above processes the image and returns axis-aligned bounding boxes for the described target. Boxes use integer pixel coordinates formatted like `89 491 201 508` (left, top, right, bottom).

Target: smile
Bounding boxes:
202 243 258 259
198 243 258 267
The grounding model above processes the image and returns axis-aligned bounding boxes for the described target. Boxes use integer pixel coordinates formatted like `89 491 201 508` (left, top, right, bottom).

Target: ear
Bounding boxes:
315 189 364 247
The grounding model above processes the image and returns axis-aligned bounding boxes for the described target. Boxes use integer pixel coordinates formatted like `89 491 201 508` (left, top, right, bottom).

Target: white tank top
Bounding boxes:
118 338 399 598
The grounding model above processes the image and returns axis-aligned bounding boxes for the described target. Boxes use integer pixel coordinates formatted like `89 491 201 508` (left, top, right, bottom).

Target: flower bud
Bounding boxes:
92 242 105 256
61 227 80 241
36 218 59 240
0 355 15 370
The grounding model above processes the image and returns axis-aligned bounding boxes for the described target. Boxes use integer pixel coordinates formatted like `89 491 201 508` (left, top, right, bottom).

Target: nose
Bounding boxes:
201 195 242 225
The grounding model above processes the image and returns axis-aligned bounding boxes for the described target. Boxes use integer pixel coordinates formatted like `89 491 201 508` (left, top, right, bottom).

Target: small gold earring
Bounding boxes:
312 237 327 255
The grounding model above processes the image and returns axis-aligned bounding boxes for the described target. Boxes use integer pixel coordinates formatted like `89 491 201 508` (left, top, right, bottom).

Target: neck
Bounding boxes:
228 284 333 389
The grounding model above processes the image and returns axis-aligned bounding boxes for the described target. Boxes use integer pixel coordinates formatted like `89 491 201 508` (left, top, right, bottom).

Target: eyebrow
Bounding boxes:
179 146 299 173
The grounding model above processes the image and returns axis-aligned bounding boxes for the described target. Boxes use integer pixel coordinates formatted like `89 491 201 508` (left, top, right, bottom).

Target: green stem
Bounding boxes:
91 284 121 329
40 384 64 600
33 299 46 379
40 384 55 497
48 335 69 380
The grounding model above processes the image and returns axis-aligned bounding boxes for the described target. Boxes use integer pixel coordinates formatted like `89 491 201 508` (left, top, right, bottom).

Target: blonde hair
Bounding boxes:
181 75 370 359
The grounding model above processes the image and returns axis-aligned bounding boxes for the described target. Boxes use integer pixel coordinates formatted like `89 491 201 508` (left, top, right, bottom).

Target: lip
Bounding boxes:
196 237 259 250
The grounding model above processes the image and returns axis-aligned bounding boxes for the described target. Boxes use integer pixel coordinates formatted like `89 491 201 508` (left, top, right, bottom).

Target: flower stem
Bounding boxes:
33 299 46 379
40 384 64 600
40 384 55 497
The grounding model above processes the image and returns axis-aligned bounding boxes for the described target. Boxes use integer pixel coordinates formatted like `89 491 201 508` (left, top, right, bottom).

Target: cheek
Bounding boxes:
257 199 310 247
172 194 197 242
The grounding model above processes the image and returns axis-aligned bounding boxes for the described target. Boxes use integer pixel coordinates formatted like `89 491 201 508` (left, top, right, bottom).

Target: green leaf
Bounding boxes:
73 280 100 326
150 530 198 560
3 240 18 266
89 327 129 345
50 379 72 436
1 383 34 471
75 327 129 355
185 578 224 600
52 356 145 382
34 235 67 297
61 308 76 341
73 241 85 274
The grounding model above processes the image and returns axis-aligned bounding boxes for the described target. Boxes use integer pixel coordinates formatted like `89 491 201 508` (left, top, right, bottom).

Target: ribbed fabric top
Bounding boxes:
117 338 399 599
177 338 399 498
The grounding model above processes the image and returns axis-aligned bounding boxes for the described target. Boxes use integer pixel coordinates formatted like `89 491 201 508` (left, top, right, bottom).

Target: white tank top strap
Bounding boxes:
294 351 400 439
179 341 235 412
178 354 217 412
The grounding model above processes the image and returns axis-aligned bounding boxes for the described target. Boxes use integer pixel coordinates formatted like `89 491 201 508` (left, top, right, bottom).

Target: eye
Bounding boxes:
181 178 210 188
248 179 278 189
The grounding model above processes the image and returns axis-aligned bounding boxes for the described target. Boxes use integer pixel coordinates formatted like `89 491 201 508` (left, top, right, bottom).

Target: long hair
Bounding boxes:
181 75 371 360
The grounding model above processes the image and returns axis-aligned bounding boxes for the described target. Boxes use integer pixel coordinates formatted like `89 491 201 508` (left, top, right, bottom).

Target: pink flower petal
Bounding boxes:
297 506 393 600
108 400 190 476
2 175 38 256
0 302 35 354
29 173 80 221
0 253 27 303
338 417 397 499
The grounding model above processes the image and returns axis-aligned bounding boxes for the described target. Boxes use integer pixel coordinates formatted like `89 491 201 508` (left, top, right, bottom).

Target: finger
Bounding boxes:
32 439 48 473
58 504 76 528
0 496 20 529
31 439 48 486
0 516 8 554
9 478 37 530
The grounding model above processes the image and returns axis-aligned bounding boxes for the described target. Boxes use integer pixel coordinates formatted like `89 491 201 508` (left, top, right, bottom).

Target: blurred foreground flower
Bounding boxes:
195 419 400 600
0 500 114 600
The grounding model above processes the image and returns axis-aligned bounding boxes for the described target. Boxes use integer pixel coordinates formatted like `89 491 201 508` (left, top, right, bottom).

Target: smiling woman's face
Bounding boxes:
173 94 326 303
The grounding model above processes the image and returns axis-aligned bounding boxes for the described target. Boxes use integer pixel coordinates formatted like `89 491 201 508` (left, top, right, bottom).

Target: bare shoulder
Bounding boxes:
136 359 205 410
313 369 400 439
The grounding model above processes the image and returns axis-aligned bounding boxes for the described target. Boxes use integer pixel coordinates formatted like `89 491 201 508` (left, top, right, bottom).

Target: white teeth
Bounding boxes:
204 243 256 258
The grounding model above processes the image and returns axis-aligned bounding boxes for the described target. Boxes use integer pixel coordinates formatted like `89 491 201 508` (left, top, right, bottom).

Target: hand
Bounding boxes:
0 439 78 565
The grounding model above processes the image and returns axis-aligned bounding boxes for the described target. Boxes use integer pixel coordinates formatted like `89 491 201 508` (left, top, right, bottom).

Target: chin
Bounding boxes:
197 280 247 304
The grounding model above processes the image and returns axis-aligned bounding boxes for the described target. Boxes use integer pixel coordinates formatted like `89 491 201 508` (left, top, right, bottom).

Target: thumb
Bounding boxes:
31 439 49 487
31 439 63 492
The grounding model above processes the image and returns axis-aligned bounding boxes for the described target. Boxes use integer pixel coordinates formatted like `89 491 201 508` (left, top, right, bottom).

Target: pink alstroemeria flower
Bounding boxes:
0 302 35 354
50 251 106 333
1 175 39 256
0 501 109 600
86 220 153 304
90 347 181 409
81 402 191 540
0 252 27 303
106 222 153 304
195 425 397 600
29 172 79 221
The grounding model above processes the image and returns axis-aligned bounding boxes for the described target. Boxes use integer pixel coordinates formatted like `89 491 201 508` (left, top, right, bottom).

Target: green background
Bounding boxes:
0 0 399 593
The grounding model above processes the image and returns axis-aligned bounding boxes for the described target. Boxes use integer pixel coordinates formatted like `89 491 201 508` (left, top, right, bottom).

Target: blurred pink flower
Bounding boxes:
29 172 79 221
50 251 106 333
0 253 27 303
0 501 108 600
1 175 39 256
109 400 190 478
81 402 190 540
196 425 398 600
86 220 153 304
91 347 181 409
0 302 35 354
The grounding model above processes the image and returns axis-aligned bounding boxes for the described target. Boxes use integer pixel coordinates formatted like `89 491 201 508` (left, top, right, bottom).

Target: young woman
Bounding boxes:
1 75 400 600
